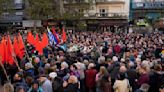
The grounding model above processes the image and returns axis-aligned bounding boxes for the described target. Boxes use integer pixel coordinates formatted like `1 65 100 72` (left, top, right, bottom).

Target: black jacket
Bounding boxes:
64 83 78 92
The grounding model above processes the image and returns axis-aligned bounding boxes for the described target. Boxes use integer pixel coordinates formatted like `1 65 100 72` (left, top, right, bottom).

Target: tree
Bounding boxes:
0 0 13 16
25 0 56 20
63 0 92 20
61 0 93 30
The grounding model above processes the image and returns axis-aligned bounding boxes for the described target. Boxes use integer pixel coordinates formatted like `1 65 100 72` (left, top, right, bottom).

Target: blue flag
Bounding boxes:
47 27 57 45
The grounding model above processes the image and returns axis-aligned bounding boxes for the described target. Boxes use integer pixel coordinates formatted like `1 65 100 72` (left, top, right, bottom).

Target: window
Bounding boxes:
15 11 23 16
91 6 94 10
99 9 108 17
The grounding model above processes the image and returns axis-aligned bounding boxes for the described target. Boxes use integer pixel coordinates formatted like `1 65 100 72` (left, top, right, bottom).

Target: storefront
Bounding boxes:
86 19 128 32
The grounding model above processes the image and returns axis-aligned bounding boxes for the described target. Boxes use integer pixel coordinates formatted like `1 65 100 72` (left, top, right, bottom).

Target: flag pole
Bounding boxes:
7 34 21 70
0 56 10 82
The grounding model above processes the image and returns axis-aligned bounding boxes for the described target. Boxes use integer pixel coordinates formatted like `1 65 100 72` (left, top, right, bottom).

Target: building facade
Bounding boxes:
0 0 25 29
130 0 164 21
63 0 130 31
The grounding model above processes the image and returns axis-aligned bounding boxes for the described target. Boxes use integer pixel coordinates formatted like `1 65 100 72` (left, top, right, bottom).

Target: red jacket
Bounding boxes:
85 69 97 88
114 45 121 54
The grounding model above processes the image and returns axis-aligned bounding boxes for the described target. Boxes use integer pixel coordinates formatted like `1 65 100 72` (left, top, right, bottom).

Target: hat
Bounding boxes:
49 72 57 79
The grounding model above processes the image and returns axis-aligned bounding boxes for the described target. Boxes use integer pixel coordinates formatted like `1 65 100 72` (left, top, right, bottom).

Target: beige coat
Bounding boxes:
113 79 130 92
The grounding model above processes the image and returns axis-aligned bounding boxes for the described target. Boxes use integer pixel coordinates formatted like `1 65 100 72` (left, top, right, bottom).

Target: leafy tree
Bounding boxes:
62 0 93 30
0 0 13 16
25 0 55 20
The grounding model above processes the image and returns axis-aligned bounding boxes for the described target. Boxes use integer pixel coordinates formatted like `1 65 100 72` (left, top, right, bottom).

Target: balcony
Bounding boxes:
132 1 164 9
84 12 128 19
63 0 89 4
96 0 125 4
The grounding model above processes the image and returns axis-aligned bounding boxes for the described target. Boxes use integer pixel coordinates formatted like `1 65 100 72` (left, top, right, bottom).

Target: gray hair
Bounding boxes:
61 62 69 68
4 83 14 92
98 56 105 64
88 63 95 69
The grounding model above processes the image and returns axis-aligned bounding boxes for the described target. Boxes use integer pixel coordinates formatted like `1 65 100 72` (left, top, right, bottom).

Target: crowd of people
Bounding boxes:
0 30 164 92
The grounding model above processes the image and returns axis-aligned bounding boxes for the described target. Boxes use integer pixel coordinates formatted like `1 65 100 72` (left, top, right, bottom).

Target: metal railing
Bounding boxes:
84 12 128 18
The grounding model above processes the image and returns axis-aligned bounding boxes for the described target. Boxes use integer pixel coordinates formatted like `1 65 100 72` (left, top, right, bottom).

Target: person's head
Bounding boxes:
154 64 162 71
119 65 127 73
61 62 69 69
15 86 25 92
25 76 33 85
68 75 78 84
70 64 78 71
49 72 57 80
25 62 34 70
128 61 135 67
4 83 14 92
38 74 47 83
139 64 148 74
34 57 40 64
117 73 126 80
112 56 118 62
98 56 105 64
88 63 95 69
14 72 23 81
120 58 125 63
83 59 89 66
99 66 108 75
32 81 39 90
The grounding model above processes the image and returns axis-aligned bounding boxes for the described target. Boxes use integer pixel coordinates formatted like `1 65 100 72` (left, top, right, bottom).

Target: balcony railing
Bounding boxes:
132 1 164 9
84 12 128 19
63 0 89 4
96 0 125 4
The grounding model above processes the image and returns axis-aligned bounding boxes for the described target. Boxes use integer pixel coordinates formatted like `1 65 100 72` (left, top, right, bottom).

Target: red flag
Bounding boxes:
27 32 35 45
6 35 14 65
18 33 25 59
13 36 19 57
35 33 39 44
0 37 6 64
62 28 67 42
34 34 43 55
41 33 49 48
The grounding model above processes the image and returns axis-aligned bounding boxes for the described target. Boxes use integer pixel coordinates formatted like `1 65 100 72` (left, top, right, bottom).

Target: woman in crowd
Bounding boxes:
85 63 97 92
96 66 109 92
113 73 131 92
